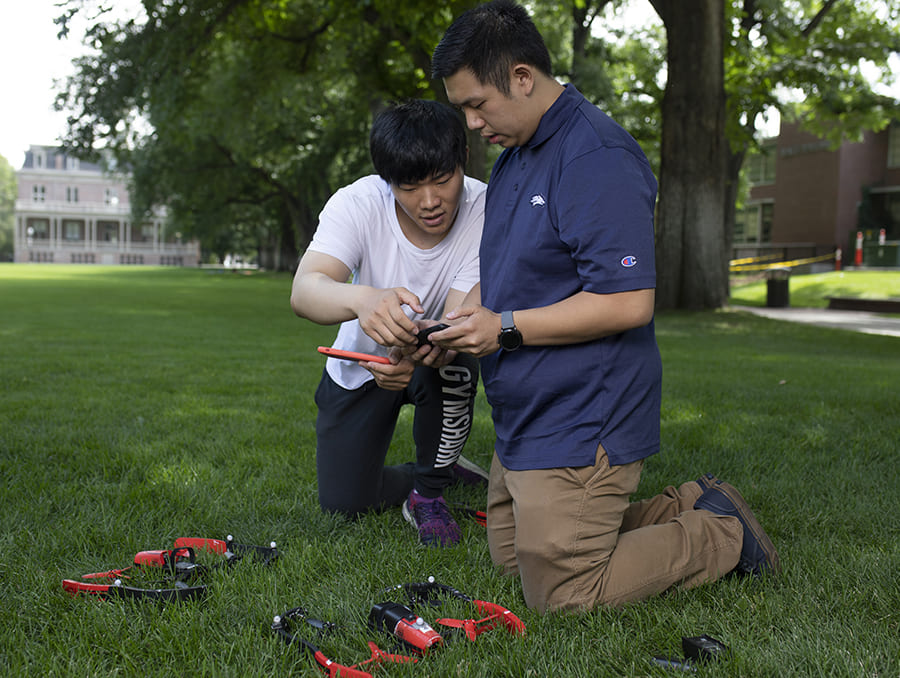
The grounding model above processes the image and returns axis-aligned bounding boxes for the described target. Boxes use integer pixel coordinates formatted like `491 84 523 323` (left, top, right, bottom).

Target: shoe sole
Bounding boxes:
713 481 781 576
401 499 418 529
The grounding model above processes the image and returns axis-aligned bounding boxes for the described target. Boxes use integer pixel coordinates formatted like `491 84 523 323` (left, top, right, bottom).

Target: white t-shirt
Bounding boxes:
307 174 486 390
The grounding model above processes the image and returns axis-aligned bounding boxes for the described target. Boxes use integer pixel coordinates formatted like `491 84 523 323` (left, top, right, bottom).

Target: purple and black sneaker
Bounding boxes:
402 490 461 547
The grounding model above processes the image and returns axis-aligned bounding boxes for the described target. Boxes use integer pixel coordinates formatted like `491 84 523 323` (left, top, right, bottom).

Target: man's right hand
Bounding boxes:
441 304 504 357
355 287 423 347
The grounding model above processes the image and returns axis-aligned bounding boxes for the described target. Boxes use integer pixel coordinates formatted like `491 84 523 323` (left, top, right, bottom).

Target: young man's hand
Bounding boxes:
356 287 423 347
405 341 457 368
440 305 504 357
361 347 415 390
404 320 457 367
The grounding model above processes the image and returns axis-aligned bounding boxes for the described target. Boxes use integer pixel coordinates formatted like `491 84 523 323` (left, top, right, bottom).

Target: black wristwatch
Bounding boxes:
498 310 523 351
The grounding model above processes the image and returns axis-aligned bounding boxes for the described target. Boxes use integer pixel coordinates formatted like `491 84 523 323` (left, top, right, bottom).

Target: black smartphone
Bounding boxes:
417 323 450 347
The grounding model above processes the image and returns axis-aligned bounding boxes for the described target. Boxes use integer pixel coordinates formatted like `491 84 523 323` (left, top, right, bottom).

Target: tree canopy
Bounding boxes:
57 0 477 267
0 154 16 261
56 0 900 305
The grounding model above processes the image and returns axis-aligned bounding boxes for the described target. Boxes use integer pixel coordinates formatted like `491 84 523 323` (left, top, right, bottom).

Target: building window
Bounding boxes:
889 123 900 169
98 220 119 242
63 220 83 241
735 206 756 243
746 149 777 185
882 193 900 237
888 194 900 224
735 202 774 244
760 203 774 242
66 156 80 171
105 188 119 206
27 218 50 239
734 209 748 243
66 187 79 203
32 185 46 202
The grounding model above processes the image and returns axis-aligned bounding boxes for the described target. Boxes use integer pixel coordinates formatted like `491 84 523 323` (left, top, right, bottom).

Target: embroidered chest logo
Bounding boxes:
621 256 638 268
530 194 546 207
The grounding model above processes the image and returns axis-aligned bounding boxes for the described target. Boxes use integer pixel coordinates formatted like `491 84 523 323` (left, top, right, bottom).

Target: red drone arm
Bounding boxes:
173 537 229 554
347 642 416 675
435 599 526 640
313 649 374 678
63 579 111 596
80 567 132 580
173 535 279 565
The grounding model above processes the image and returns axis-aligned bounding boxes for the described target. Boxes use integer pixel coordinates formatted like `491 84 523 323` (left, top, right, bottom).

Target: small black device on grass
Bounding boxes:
652 634 730 672
682 634 730 662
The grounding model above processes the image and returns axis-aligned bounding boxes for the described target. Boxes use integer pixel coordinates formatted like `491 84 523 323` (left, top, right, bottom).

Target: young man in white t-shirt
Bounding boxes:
290 99 487 547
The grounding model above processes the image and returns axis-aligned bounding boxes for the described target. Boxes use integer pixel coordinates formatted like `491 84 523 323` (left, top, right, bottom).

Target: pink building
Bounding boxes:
13 145 199 266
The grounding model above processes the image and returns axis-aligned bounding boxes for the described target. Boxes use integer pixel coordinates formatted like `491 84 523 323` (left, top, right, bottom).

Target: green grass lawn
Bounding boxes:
1 265 898 677
729 269 900 307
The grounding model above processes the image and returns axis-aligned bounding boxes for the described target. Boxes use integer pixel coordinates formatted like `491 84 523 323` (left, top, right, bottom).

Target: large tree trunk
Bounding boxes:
652 0 729 310
256 206 301 272
724 144 746 285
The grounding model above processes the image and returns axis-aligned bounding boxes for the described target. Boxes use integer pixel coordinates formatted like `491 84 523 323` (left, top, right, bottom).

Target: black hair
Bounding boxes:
431 0 552 96
369 99 467 186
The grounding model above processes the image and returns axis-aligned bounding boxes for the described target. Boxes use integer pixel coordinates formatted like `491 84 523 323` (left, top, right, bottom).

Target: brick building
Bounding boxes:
737 121 900 267
13 145 199 266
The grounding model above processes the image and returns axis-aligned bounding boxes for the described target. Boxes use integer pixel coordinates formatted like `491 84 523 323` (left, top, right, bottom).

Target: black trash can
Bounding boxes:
766 267 791 308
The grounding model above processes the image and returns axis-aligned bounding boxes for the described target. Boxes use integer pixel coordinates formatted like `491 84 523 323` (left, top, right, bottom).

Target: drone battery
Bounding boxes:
369 601 442 654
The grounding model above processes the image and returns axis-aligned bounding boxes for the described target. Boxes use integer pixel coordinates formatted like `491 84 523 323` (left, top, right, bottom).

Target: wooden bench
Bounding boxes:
826 297 900 313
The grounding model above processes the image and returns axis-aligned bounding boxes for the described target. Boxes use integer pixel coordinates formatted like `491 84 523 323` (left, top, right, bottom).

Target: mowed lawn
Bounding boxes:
730 269 900 308
1 265 897 677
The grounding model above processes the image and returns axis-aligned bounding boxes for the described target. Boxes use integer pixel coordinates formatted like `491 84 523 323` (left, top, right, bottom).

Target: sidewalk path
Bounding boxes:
731 306 900 338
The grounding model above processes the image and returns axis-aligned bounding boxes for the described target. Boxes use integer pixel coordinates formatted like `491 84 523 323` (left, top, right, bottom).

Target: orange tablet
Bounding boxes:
317 346 391 364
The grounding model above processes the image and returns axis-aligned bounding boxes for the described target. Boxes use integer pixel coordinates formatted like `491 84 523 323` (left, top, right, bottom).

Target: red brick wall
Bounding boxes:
767 122 895 249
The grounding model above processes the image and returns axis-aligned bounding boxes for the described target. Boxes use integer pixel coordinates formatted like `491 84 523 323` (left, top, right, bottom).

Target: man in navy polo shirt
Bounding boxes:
428 0 780 612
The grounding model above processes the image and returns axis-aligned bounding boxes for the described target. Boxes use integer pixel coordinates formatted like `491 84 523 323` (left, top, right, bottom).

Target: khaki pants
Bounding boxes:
486 445 743 612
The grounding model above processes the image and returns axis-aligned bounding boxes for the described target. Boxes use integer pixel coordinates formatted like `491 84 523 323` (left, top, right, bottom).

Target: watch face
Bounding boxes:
500 328 522 351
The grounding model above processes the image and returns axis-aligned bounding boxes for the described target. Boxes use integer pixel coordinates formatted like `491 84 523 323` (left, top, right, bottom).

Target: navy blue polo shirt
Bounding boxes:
480 84 661 470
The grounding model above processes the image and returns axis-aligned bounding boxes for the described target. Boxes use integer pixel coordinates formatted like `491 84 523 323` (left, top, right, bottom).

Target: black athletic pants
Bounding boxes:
314 352 479 517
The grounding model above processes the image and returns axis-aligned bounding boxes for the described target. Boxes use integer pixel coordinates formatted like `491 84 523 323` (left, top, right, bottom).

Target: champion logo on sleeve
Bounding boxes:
621 256 638 268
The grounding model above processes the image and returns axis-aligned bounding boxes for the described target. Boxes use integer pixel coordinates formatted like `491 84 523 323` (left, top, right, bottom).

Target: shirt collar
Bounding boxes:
525 83 581 149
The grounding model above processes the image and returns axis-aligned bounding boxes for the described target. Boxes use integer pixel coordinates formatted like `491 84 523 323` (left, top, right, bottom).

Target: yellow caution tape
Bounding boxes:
729 252 835 273
729 253 783 266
